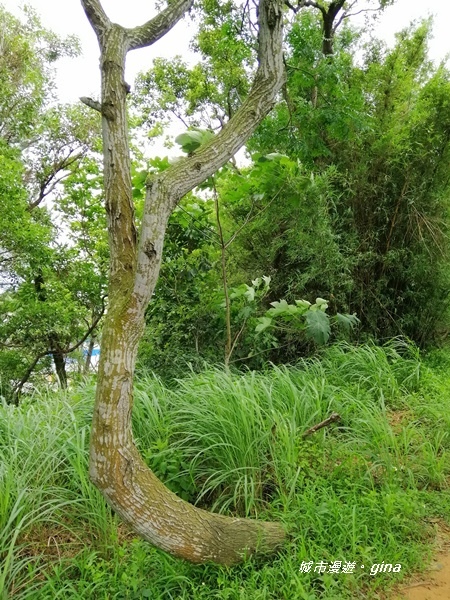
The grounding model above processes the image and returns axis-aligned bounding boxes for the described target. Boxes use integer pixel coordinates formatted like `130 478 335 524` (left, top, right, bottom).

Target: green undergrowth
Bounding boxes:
1 341 449 599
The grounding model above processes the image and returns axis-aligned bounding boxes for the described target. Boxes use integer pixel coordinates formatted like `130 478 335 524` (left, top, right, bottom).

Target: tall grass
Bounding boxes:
0 385 118 599
1 341 449 599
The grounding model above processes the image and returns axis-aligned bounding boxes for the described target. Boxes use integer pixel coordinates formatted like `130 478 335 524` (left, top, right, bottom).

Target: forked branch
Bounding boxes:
134 0 286 307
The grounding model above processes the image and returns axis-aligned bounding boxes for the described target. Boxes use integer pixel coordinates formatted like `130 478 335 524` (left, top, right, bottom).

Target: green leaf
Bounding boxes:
255 316 273 333
175 131 203 154
295 299 312 313
268 299 291 316
175 129 214 154
230 283 247 299
239 305 253 319
315 297 328 306
132 169 147 188
244 284 255 302
336 312 360 330
305 310 331 345
314 297 329 311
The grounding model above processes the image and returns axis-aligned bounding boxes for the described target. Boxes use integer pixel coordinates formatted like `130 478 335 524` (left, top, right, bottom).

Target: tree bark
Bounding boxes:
80 0 286 565
84 336 96 374
321 1 345 56
52 348 68 388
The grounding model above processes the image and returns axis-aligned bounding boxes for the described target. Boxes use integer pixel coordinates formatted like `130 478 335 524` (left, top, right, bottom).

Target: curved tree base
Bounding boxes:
90 443 286 565
81 0 286 567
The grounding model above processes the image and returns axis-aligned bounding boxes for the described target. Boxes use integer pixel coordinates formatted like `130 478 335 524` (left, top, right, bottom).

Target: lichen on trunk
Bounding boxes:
80 0 287 565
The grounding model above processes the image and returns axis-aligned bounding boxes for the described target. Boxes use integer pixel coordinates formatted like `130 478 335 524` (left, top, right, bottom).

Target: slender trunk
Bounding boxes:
84 336 96 374
322 13 334 56
52 350 67 389
318 1 345 57
52 349 68 388
214 183 232 367
49 332 68 389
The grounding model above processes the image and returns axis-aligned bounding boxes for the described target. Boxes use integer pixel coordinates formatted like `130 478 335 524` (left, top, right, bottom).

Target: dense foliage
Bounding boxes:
3 4 450 393
131 10 450 375
0 7 107 401
249 16 450 346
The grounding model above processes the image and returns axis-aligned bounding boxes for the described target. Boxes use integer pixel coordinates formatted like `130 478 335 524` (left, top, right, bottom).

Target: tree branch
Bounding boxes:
228 318 248 363
64 297 106 354
284 0 326 14
302 412 341 437
163 0 284 203
12 351 47 405
224 183 286 249
334 7 382 31
127 0 193 51
80 0 110 39
133 0 285 306
28 151 85 211
80 96 102 113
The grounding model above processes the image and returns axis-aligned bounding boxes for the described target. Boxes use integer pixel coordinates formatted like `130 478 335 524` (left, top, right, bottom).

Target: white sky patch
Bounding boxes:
3 0 449 103
4 0 197 102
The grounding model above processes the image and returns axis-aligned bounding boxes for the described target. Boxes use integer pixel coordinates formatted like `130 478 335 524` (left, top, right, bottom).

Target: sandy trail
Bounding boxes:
393 526 450 600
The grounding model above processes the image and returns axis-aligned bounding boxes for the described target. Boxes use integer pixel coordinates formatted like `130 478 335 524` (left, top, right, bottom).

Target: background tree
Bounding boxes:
0 7 107 402
284 0 395 56
248 16 450 346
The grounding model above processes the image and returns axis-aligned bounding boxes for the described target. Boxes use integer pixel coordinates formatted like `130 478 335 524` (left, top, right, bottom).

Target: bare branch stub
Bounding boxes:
80 96 102 113
302 413 341 437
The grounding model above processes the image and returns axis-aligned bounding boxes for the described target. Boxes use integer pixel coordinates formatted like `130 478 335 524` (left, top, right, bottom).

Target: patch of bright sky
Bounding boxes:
3 0 449 104
3 0 197 102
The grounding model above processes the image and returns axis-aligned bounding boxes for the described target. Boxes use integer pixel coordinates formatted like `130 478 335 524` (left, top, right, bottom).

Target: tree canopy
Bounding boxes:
0 6 106 401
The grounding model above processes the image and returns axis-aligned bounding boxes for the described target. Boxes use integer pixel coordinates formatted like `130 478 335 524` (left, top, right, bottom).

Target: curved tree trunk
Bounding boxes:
80 0 286 565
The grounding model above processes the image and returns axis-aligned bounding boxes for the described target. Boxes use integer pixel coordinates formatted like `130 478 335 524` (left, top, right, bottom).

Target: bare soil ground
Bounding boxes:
393 524 450 600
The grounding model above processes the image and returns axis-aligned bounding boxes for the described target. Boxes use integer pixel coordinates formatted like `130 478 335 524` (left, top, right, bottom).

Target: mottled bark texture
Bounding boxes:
80 0 286 565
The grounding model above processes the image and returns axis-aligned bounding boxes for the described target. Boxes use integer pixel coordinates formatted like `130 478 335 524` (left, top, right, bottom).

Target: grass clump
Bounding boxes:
1 341 449 599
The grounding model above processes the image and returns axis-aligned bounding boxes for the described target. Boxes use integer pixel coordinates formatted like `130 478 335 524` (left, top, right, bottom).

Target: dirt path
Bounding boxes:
393 525 450 600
